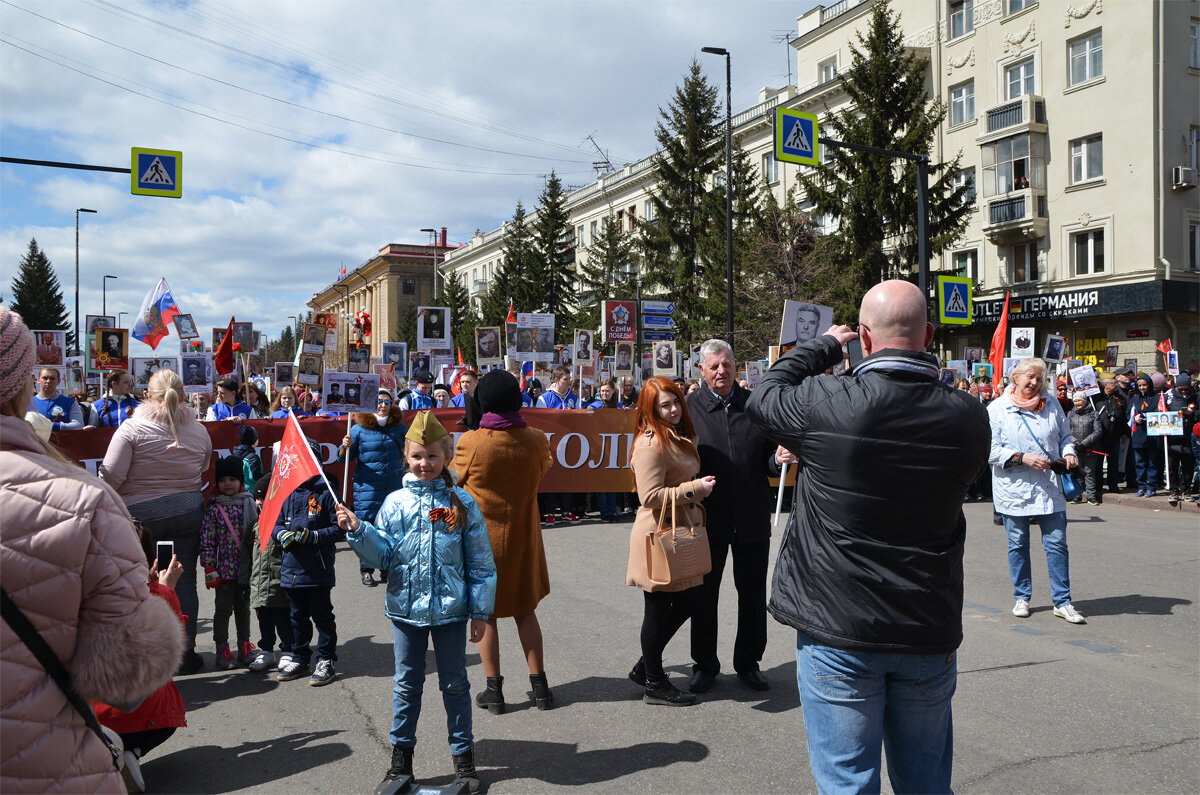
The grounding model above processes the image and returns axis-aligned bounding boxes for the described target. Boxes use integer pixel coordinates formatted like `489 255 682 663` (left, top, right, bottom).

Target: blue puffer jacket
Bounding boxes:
272 476 345 589
347 474 496 627
338 412 408 523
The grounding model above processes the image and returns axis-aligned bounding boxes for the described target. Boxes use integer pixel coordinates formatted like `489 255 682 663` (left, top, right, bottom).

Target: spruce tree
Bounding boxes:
640 59 723 345
441 270 476 362
576 216 634 333
531 171 573 334
500 201 541 314
396 302 418 353
796 0 970 295
9 238 73 349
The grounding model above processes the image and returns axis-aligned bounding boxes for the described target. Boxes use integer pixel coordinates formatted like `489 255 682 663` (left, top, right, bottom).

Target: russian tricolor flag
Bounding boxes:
519 360 534 389
131 278 181 350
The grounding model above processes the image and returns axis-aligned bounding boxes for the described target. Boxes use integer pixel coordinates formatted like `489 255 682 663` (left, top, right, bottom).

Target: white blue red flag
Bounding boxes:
131 278 181 350
520 361 533 389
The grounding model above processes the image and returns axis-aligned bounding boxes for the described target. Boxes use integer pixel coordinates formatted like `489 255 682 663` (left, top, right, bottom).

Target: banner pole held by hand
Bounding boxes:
343 412 352 503
774 461 788 528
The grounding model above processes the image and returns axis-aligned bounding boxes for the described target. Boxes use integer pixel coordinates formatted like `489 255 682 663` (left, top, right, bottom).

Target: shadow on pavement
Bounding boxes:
147 729 351 793
1071 593 1193 617
175 669 281 712
458 738 709 788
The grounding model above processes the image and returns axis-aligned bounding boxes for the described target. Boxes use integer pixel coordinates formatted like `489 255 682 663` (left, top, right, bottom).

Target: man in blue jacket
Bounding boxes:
747 280 990 794
30 367 84 430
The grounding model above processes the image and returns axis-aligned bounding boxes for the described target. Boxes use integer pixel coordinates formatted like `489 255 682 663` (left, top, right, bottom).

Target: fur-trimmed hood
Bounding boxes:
353 404 404 429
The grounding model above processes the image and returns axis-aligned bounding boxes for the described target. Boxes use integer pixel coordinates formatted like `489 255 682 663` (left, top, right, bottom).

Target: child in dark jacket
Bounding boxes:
272 458 344 686
200 456 259 670
247 475 293 673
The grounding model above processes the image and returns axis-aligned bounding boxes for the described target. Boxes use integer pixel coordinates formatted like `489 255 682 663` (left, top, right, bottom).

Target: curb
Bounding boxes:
1099 492 1200 514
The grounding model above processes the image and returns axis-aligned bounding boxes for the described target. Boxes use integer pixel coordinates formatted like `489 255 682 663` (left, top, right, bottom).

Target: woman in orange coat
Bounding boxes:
626 377 714 707
452 371 553 715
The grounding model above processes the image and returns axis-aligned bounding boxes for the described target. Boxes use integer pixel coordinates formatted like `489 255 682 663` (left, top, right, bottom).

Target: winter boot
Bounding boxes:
644 675 697 707
452 748 481 794
474 675 505 714
628 658 646 687
530 672 555 710
374 744 413 794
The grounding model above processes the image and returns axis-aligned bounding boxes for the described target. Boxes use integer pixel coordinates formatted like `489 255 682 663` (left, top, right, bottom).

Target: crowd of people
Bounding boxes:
4 295 1198 794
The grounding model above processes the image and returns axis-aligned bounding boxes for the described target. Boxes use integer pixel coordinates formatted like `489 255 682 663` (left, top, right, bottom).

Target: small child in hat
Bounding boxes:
336 411 496 793
199 455 259 670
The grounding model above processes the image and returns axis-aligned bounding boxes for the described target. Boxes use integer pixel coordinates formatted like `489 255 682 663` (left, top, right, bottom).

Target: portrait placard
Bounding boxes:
180 353 212 394
94 328 129 371
172 314 199 340
301 323 327 356
780 300 833 352
275 362 295 385
31 330 65 366
417 306 451 351
85 315 115 335
1042 334 1065 364
1010 327 1035 358
296 354 323 386
652 340 676 376
474 327 502 366
324 372 379 414
382 342 408 377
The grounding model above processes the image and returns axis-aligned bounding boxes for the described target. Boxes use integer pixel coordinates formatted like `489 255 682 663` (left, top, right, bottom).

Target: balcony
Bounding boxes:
982 188 1048 242
471 280 488 296
977 95 1047 145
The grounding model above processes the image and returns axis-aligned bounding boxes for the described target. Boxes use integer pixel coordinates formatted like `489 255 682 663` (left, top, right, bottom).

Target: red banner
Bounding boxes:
52 408 638 497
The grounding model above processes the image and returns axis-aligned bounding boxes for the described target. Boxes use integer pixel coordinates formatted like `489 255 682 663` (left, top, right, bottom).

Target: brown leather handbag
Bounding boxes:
645 491 711 590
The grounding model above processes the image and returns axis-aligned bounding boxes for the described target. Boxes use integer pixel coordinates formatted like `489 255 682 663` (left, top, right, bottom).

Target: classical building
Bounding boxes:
442 0 1199 372
308 235 451 369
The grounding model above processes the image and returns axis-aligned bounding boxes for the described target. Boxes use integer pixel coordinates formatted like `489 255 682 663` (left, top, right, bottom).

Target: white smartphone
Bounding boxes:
155 541 174 572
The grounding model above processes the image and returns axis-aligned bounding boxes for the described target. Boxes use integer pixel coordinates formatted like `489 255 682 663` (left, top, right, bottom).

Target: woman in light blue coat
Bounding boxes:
988 358 1086 625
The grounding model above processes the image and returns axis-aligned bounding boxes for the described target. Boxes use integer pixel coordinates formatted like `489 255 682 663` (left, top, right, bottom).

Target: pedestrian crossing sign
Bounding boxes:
937 275 972 325
775 108 819 166
131 148 182 198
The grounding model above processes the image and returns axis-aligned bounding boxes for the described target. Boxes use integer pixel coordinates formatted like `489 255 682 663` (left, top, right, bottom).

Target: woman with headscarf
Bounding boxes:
337 388 407 587
452 371 554 714
987 358 1085 625
100 368 214 672
1 307 183 792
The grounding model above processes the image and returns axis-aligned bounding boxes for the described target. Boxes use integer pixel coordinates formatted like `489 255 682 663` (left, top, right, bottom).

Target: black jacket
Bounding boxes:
747 336 991 654
1098 390 1128 439
272 476 345 589
684 382 780 544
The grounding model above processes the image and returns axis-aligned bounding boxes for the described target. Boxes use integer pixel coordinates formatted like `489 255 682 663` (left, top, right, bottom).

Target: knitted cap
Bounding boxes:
215 455 245 485
476 369 522 414
237 424 258 447
406 410 448 446
414 370 434 384
1151 372 1167 390
1176 373 1191 388
254 475 271 500
0 307 36 404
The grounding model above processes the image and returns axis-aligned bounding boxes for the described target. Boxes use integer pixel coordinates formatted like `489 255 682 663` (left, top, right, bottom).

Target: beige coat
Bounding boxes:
99 399 212 507
1 415 184 793
452 425 552 618
626 428 708 593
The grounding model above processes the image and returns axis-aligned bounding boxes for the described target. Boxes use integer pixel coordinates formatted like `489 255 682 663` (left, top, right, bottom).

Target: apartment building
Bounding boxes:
444 0 1199 372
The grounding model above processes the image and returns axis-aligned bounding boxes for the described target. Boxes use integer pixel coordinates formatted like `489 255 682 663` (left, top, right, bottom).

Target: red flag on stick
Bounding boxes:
988 292 1011 395
213 316 236 376
258 411 334 551
505 299 516 324
1157 339 1173 355
456 346 464 366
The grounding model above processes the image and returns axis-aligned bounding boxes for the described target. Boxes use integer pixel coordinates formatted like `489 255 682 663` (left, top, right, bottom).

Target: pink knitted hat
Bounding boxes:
0 306 37 403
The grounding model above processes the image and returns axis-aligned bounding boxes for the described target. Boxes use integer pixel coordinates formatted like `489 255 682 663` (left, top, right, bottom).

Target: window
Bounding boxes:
952 168 977 204
1009 0 1035 12
616 209 625 233
644 200 655 222
1189 221 1200 271
1191 21 1199 69
949 81 975 126
590 219 599 241
981 132 1045 195
1011 242 1038 283
950 0 974 39
819 57 838 84
576 225 585 248
1070 134 1103 183
762 153 779 183
1069 31 1102 85
628 205 637 224
953 249 978 281
1006 58 1035 99
402 278 416 295
1072 229 1105 275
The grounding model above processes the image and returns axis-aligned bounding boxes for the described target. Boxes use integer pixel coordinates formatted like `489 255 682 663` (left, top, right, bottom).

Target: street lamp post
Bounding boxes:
74 208 97 353
117 312 128 328
102 275 118 316
421 228 440 301
701 47 734 347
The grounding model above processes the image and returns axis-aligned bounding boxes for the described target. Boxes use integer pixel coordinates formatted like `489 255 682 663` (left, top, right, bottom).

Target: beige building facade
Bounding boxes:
442 0 1199 372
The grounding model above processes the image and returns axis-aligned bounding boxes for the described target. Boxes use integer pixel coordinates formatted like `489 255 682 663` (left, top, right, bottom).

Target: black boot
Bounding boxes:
644 675 697 707
530 672 554 710
374 744 413 793
474 675 505 714
628 658 646 687
452 749 481 794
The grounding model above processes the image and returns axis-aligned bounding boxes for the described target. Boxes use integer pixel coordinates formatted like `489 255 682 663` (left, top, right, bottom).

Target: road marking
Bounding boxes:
964 601 1002 613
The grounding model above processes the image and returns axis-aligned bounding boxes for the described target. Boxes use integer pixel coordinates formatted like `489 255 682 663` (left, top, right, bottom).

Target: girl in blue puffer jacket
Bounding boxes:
336 411 495 794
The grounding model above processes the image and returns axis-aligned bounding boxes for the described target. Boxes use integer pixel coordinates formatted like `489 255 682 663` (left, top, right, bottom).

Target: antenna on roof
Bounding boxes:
773 31 796 87
583 133 614 174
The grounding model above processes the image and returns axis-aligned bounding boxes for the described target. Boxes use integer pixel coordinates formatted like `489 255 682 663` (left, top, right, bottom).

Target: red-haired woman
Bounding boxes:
625 377 715 706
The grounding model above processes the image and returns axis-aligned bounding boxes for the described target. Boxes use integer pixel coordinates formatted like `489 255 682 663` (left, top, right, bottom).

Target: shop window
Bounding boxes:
1011 242 1038 283
1068 31 1103 86
981 132 1045 196
1072 229 1105 275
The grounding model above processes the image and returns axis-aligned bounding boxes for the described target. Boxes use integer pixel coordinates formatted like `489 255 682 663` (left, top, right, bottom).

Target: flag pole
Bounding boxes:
343 412 353 503
773 462 788 528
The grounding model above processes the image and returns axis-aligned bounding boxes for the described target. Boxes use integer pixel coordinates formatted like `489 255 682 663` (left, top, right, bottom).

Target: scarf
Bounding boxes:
1006 383 1046 413
480 410 527 429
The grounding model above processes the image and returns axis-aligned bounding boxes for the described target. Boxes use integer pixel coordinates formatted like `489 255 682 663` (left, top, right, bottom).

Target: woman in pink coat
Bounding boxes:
1 307 184 793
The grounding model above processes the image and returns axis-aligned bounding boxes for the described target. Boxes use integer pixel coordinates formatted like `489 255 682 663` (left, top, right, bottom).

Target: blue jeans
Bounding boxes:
391 620 473 755
795 632 956 795
1003 512 1071 606
286 587 337 665
596 492 618 518
1133 445 1161 490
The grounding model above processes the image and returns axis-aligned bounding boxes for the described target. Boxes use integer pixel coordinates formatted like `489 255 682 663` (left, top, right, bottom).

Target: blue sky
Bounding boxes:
2 0 818 358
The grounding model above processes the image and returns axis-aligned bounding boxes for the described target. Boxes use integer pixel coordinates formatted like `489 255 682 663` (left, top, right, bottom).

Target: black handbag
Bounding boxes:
0 587 123 770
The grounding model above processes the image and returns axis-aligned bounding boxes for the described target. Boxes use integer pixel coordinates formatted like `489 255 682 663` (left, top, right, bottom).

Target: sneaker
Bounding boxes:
1053 603 1087 624
1012 599 1031 618
1087 499 1101 506
543 514 557 526
121 749 145 794
276 655 308 681
215 643 237 670
361 571 377 587
562 512 581 525
1168 492 1180 506
310 658 336 687
248 648 275 672
237 640 258 666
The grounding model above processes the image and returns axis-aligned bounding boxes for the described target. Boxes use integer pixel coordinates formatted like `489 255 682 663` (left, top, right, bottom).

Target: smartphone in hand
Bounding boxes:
155 541 174 572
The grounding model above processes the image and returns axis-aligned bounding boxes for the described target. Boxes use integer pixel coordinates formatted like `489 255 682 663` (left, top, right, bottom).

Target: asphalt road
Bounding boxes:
148 500 1198 794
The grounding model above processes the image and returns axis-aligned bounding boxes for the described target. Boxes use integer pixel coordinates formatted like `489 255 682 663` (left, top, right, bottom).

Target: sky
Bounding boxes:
1 0 819 358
